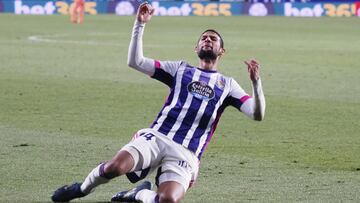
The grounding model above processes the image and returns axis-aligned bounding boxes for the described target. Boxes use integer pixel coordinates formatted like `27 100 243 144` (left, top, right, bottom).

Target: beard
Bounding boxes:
197 49 217 62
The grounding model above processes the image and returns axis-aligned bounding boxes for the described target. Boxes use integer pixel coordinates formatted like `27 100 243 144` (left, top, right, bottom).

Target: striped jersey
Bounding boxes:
150 60 250 159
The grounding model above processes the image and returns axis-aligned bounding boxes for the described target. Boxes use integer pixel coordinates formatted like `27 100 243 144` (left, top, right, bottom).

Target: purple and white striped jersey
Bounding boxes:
149 60 251 159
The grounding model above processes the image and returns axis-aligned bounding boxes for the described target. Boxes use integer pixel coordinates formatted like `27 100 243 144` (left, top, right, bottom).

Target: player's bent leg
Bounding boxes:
157 181 185 203
51 150 136 202
80 150 135 194
104 150 136 177
51 163 110 202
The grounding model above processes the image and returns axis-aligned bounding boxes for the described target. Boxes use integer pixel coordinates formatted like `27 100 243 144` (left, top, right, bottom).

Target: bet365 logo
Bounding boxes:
14 0 96 15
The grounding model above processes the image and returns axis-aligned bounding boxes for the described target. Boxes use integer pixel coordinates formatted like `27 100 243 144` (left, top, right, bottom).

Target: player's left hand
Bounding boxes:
244 59 260 82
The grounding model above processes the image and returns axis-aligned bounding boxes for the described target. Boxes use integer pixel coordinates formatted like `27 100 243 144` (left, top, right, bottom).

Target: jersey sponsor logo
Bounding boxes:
187 81 215 101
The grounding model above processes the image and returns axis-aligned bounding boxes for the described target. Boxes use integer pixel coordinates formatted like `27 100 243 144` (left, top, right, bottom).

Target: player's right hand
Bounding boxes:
137 2 155 23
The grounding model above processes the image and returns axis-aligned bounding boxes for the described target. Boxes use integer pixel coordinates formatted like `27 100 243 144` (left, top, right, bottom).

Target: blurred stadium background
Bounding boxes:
0 0 359 202
1 0 360 17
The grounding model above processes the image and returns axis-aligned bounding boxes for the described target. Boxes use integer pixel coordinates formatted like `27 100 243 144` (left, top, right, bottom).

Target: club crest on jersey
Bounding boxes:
187 81 215 101
215 76 226 90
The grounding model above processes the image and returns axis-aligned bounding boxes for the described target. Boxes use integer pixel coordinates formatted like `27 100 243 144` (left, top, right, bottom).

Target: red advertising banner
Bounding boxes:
355 2 360 16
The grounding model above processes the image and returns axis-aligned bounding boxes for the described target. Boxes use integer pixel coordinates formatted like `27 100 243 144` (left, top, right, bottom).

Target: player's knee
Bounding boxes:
105 151 135 176
104 160 127 176
158 192 182 203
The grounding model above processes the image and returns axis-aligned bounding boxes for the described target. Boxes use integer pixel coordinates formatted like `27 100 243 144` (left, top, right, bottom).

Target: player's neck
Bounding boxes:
199 59 218 72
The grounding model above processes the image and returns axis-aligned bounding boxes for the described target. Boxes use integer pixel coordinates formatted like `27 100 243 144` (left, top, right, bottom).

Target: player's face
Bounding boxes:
196 31 224 61
198 32 223 53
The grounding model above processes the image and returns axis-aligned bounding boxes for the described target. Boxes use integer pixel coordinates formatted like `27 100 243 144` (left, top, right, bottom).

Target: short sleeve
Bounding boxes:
151 60 182 88
227 78 251 110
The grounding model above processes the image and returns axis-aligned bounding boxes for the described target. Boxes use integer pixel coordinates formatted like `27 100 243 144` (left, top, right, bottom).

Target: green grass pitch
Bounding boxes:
0 14 360 202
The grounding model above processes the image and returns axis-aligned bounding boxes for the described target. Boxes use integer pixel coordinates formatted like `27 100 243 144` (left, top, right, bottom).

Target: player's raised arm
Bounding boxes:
127 2 156 76
241 59 266 121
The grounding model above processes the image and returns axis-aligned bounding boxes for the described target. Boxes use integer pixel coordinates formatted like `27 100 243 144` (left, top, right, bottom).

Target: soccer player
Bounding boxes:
70 0 84 24
51 2 265 203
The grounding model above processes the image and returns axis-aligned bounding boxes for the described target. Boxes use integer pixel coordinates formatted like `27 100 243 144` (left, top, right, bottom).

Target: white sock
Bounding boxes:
135 189 158 203
80 164 110 194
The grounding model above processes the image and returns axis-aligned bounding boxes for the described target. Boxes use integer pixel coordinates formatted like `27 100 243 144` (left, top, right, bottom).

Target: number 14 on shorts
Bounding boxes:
141 133 155 141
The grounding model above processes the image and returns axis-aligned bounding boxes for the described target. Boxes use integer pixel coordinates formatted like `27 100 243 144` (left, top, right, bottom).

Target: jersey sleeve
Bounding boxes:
151 60 182 88
226 77 266 121
227 78 251 110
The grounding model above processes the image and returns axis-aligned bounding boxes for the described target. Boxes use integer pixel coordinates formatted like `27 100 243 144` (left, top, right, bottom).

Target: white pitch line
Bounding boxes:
27 33 189 48
27 35 125 47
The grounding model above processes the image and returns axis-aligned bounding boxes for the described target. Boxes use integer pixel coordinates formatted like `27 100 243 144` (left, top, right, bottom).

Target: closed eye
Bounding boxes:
201 35 218 42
